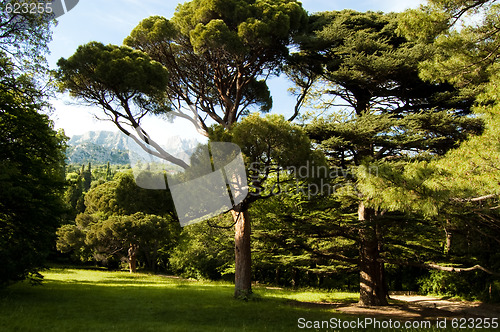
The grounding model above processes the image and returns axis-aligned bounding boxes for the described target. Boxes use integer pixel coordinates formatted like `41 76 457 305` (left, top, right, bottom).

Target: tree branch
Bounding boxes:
382 259 500 277
452 194 496 203
424 263 500 276
288 74 315 122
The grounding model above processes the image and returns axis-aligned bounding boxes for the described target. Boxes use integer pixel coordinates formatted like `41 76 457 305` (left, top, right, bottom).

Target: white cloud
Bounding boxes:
49 98 118 137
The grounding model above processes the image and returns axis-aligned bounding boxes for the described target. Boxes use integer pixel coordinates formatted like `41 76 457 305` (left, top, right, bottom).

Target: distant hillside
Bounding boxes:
66 142 130 165
66 131 201 165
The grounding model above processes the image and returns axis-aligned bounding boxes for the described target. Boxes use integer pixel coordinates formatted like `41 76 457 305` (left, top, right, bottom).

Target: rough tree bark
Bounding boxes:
232 209 252 298
358 202 388 306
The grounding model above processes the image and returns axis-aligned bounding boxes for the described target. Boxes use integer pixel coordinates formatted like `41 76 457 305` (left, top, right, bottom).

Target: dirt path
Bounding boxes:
290 295 500 320
391 295 500 318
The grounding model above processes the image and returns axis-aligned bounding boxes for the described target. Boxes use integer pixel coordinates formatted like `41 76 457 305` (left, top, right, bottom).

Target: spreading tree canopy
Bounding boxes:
359 0 500 288
289 9 482 306
57 171 180 271
124 0 307 130
57 0 309 298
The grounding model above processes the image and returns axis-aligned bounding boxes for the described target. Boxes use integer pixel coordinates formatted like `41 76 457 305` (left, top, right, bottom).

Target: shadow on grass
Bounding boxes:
3 269 476 331
0 270 350 332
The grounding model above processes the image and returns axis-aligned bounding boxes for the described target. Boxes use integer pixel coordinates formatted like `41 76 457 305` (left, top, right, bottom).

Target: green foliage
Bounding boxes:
57 212 180 270
57 42 169 101
356 160 447 216
55 214 88 261
249 188 444 291
170 218 234 280
56 42 172 145
82 163 92 192
299 9 475 117
296 9 482 210
296 12 481 219
428 57 500 202
62 163 126 220
397 8 450 43
280 10 495 303
250 193 359 289
385 0 500 275
400 0 499 100
229 113 327 200
391 1 500 222
418 270 499 301
0 0 54 95
342 2 500 294
0 6 67 286
173 0 307 55
84 171 175 217
57 170 179 270
232 114 315 167
354 76 500 287
48 0 500 300
124 0 308 128
0 90 67 286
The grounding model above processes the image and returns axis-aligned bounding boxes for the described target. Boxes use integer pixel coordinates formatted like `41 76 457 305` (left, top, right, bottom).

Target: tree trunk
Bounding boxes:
232 209 252 298
358 202 388 306
128 244 137 273
444 220 452 255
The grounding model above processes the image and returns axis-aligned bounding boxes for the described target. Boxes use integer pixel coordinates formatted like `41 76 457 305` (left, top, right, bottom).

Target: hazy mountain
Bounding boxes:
68 131 129 151
66 131 201 165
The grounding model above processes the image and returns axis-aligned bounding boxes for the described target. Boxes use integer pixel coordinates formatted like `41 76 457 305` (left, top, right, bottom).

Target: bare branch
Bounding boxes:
382 259 500 277
288 75 315 122
424 263 500 277
452 194 496 203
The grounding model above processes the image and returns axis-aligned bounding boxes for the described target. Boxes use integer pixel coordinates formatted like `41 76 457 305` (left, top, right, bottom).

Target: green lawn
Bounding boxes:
0 268 355 332
0 268 473 331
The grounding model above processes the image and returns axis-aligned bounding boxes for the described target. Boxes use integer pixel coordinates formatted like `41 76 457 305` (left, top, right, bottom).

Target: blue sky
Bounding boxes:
48 0 424 138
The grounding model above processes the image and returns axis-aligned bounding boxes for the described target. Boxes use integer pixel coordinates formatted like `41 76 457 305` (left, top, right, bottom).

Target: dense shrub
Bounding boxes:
57 212 180 271
419 270 499 302
0 103 66 286
169 220 234 280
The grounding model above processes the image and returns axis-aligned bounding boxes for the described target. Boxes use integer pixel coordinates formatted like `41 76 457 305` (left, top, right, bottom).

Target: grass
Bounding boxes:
0 268 354 332
0 268 483 331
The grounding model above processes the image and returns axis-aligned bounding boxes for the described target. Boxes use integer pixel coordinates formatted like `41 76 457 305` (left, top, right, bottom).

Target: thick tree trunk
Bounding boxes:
358 202 388 306
232 209 252 298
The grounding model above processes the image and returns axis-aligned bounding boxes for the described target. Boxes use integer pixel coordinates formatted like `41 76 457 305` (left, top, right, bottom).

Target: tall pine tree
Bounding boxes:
289 10 482 305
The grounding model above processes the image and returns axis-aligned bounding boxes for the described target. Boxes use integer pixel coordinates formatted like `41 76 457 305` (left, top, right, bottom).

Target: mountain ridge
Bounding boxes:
66 131 201 165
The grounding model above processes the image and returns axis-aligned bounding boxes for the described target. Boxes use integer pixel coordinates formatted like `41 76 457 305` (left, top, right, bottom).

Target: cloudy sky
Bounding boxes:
48 0 424 138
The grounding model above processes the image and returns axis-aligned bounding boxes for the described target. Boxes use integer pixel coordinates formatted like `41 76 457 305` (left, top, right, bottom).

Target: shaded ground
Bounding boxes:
288 295 500 320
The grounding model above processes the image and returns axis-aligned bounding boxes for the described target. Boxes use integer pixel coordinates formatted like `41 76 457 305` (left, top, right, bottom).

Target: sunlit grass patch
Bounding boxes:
0 268 351 332
255 286 359 304
45 269 186 287
1 268 472 331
